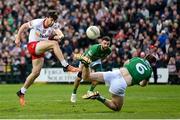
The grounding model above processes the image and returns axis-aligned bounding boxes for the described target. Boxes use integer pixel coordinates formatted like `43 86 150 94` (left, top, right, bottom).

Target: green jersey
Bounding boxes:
84 44 111 61
124 57 152 85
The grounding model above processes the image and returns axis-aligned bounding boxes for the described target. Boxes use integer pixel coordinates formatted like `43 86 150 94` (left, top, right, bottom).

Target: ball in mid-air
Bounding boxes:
86 26 100 39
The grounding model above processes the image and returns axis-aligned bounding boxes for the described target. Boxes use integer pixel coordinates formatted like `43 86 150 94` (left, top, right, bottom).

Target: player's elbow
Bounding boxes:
22 23 30 29
19 23 30 32
110 102 122 112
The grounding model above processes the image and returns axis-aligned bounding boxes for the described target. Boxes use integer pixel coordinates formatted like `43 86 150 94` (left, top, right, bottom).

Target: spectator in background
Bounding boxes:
175 53 180 84
158 30 169 53
156 20 162 34
62 39 73 56
148 45 158 84
167 57 177 84
156 52 168 68
140 51 146 58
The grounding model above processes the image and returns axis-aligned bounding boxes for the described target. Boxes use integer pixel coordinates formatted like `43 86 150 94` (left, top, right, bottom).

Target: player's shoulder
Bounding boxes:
28 18 44 28
129 57 145 63
30 18 44 24
32 18 44 22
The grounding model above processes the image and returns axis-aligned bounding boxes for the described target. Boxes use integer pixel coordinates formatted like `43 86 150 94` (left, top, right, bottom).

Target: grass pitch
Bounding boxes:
0 84 180 119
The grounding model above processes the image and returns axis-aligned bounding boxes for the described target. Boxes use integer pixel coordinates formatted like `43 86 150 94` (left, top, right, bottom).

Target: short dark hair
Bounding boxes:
102 36 111 42
145 54 157 64
48 10 58 21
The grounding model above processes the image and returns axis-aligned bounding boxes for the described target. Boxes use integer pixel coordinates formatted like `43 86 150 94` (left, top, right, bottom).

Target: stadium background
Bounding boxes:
0 0 179 83
0 0 179 84
0 0 180 119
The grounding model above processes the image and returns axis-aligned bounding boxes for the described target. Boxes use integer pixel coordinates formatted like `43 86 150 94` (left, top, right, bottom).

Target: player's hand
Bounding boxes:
73 53 82 60
54 34 64 40
15 35 21 47
54 29 64 40
48 34 63 42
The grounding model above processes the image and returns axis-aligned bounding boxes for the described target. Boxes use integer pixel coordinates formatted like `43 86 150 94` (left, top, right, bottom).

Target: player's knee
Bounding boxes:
32 70 41 77
111 101 122 111
112 106 121 112
77 71 82 78
115 106 121 111
76 77 82 82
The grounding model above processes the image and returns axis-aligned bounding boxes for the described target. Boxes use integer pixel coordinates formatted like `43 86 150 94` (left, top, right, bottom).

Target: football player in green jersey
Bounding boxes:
80 54 156 111
70 36 111 103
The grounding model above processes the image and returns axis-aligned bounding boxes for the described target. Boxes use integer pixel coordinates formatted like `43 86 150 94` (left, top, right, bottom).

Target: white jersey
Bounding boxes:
28 18 60 43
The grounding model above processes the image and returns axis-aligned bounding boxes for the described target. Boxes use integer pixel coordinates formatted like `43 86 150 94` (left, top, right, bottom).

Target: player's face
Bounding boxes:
101 40 110 50
47 18 55 27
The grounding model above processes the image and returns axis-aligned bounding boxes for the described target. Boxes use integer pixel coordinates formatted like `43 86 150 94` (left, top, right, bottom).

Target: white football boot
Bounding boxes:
71 93 77 103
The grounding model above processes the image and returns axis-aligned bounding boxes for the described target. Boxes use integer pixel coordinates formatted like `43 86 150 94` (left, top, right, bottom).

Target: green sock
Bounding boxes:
89 85 96 92
96 95 106 103
73 88 77 94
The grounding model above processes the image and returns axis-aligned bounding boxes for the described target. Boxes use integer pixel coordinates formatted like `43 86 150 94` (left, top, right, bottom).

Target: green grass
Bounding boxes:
0 84 180 119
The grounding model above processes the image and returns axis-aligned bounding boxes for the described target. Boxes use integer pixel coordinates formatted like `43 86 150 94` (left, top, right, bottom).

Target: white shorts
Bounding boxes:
103 70 127 96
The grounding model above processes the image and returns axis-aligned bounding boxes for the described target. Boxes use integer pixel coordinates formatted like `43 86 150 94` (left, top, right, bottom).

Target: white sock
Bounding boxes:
21 87 27 94
61 60 68 67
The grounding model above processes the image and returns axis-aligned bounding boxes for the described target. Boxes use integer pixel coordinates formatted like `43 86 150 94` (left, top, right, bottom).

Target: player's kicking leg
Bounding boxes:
36 40 80 72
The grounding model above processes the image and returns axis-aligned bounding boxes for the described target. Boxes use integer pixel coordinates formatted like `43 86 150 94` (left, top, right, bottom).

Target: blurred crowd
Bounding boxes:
0 0 179 82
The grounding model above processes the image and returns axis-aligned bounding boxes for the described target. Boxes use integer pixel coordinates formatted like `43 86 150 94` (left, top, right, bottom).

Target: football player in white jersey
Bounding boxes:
15 10 80 106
